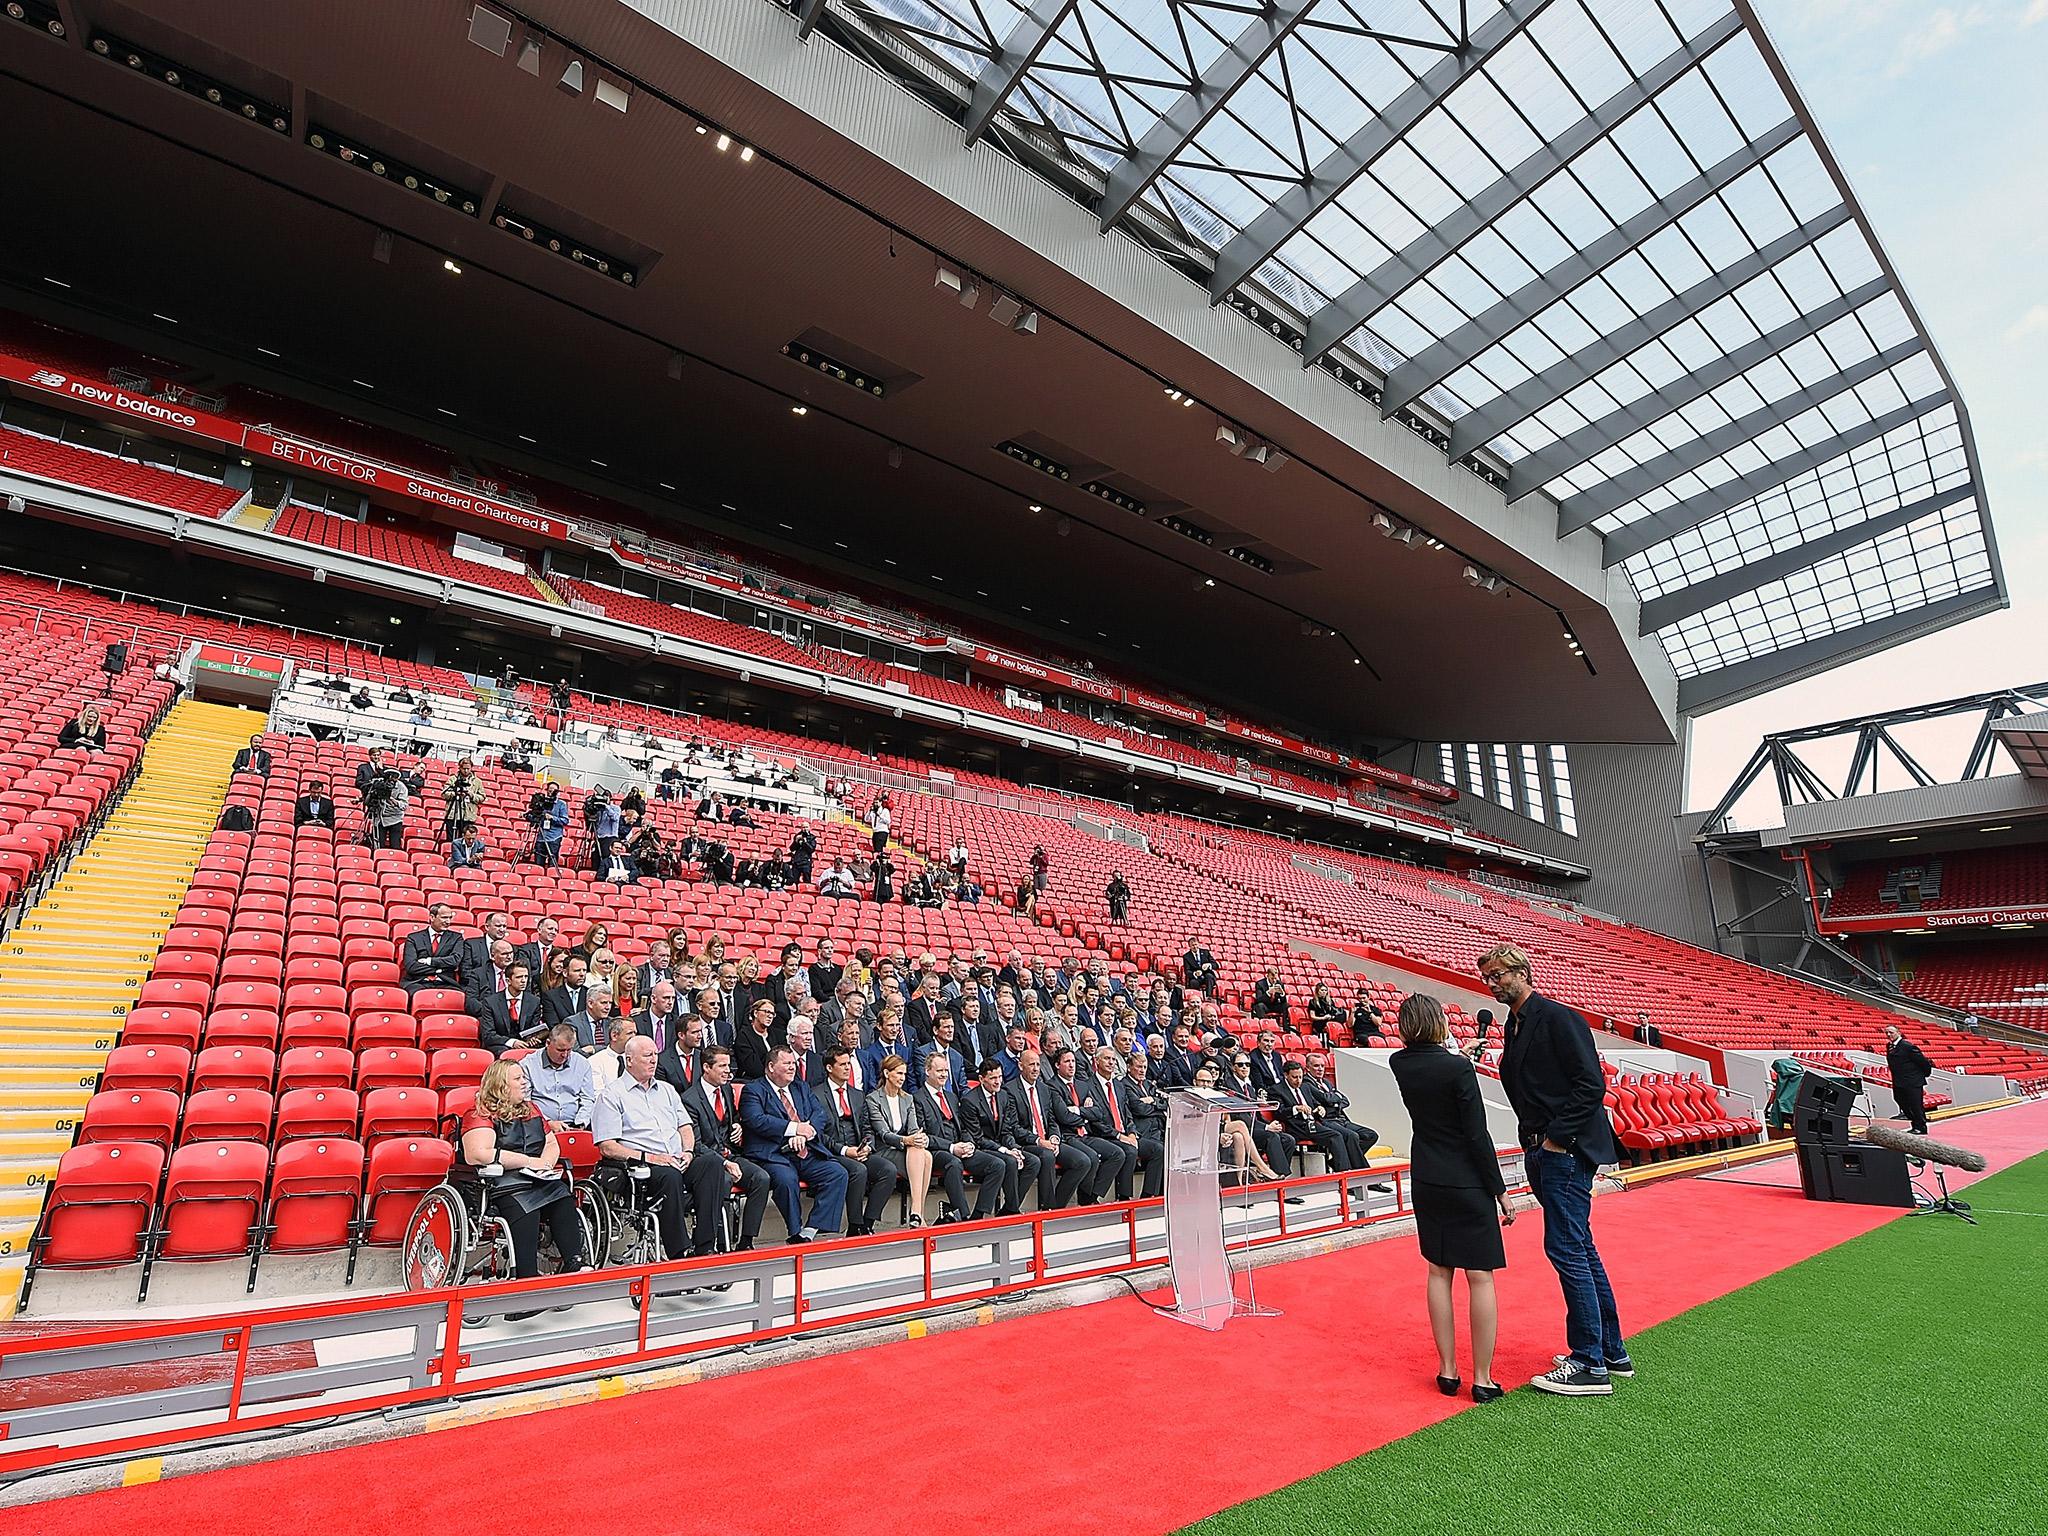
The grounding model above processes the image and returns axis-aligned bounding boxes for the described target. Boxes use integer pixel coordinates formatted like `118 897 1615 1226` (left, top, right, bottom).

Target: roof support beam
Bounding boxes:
962 0 1081 144
1205 0 1555 302
1601 392 1951 566
1676 588 2005 715
1445 204 1853 461
1382 116 1803 417
1634 483 1976 632
1300 10 1745 366
796 0 829 41
1097 0 1317 229
1508 275 1891 500
1556 339 1925 532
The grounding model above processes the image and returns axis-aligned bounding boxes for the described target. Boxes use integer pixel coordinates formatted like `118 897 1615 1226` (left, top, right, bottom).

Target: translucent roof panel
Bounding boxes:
817 0 1997 699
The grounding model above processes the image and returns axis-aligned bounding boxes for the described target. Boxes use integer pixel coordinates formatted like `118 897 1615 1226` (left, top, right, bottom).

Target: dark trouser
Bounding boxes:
1293 1124 1358 1172
1528 1146 1626 1371
729 1155 772 1245
1077 1136 1127 1202
994 1148 1038 1214
675 1150 730 1256
372 821 403 850
1896 1083 1929 1136
948 1148 1008 1217
1255 1124 1293 1177
535 837 560 868
1034 1141 1094 1208
1109 899 1128 922
755 1147 849 1236
872 829 888 853
1125 1136 1164 1199
503 1190 586 1278
1329 1119 1374 1171
838 1151 902 1230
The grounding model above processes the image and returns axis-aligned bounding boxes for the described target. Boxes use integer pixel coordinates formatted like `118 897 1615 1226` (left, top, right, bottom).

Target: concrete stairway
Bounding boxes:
0 699 253 1314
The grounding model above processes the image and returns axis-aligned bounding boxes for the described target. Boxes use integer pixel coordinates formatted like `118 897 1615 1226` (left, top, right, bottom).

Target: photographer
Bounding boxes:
363 767 409 850
584 787 621 875
527 783 569 867
442 758 488 847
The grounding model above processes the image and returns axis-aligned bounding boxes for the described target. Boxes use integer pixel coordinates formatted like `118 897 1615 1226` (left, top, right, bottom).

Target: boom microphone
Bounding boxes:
1863 1121 1987 1172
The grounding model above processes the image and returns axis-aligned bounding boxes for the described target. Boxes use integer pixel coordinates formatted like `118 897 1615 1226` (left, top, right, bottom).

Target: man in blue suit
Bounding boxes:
739 1047 848 1241
858 1012 913 1087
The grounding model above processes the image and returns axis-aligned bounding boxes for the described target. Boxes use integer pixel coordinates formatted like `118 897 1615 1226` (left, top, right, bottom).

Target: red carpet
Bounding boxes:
14 1097 2047 1535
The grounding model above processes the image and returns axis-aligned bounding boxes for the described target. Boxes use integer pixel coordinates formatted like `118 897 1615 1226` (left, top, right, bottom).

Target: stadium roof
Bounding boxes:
820 0 2002 693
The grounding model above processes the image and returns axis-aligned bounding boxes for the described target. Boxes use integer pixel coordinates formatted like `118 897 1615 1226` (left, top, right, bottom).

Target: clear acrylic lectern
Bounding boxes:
1160 1087 1282 1330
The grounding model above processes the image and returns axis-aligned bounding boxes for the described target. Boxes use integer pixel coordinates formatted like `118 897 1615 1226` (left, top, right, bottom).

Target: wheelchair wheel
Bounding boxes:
473 1213 518 1284
573 1180 612 1268
401 1184 470 1291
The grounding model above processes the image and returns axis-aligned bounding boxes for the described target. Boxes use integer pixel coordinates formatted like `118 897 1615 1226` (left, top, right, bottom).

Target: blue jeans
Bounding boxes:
1528 1146 1626 1371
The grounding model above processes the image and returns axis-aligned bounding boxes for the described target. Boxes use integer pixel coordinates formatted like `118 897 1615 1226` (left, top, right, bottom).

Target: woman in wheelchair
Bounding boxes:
461 1061 589 1300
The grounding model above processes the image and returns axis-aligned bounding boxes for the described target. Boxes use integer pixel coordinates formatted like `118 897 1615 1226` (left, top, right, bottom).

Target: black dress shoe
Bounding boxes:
1436 1374 1461 1396
1471 1383 1506 1403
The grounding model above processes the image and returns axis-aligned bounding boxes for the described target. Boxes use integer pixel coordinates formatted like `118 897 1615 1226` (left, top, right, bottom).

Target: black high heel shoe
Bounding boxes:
1435 1375 1461 1396
1471 1383 1505 1403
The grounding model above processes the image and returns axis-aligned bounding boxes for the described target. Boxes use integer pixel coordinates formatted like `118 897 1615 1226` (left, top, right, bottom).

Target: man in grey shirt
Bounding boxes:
522 1023 596 1128
593 1037 725 1259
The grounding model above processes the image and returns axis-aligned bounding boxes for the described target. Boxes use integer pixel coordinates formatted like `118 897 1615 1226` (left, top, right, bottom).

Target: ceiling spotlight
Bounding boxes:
1204 577 1216 588
716 133 731 151
594 78 630 112
989 292 1023 327
516 36 543 74
1013 310 1038 334
443 258 462 275
666 351 685 380
739 145 755 163
1054 516 1072 537
371 229 393 264
1215 424 1249 456
1027 503 1043 513
790 404 808 416
886 446 903 469
1462 563 1507 594
468 5 514 54
558 58 584 93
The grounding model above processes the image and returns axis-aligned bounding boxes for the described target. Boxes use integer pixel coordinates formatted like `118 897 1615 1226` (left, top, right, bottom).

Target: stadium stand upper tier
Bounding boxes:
1828 846 2048 919
1896 938 2048 1027
0 312 1511 854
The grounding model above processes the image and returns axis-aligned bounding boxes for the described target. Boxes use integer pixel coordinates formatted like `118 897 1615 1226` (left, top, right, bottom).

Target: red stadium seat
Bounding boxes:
361 1137 455 1248
428 1048 488 1095
153 1141 268 1294
192 1045 275 1094
261 1139 366 1276
276 1087 361 1142
79 1089 180 1151
101 1044 191 1095
355 1047 428 1093
360 1086 439 1150
23 1143 167 1303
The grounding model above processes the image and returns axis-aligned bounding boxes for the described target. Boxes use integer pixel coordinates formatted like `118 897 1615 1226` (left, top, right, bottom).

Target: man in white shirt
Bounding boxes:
593 1037 725 1259
591 1017 637 1086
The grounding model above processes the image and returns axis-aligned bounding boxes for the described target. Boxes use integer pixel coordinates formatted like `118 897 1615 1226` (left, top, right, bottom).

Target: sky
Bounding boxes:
1681 0 2048 814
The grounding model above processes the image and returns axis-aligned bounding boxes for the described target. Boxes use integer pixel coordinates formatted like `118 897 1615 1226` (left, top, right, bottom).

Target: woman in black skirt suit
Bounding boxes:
1390 993 1513 1403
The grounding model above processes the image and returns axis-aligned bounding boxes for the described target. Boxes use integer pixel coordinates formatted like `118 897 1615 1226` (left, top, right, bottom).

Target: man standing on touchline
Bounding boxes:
1479 943 1632 1397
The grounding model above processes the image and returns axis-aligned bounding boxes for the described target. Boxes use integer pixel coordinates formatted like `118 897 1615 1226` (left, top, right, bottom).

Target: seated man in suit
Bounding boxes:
815 1047 897 1236
857 1010 913 1088
681 1045 770 1250
463 937 516 1016
1005 1048 1095 1209
738 1048 848 1241
914 1018 968 1092
293 777 336 828
1246 1029 1290 1097
354 746 392 801
785 1014 824 1088
917 1053 1005 1222
231 733 272 778
512 915 558 982
563 983 617 1052
633 979 688 1061
1088 1047 1157 1201
1122 1051 1168 1199
1271 1058 1361 1173
590 1016 639 1085
1181 940 1219 996
400 903 465 997
542 955 591 1029
1303 1061 1381 1186
1047 1047 1126 1205
476 959 545 1055
960 1057 1038 1216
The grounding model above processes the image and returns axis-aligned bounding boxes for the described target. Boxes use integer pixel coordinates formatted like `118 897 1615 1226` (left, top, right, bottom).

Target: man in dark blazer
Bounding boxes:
476 960 544 1055
354 747 391 802
737 1049 847 1240
512 916 558 983
294 778 336 828
960 1058 1037 1215
634 979 688 1070
1084 1048 1154 1201
955 995 1003 1075
815 1047 897 1235
916 1054 1005 1220
655 1014 706 1096
231 734 273 777
905 974 945 1046
681 1046 769 1249
1273 1060 1362 1171
1005 1049 1095 1209
1484 943 1628 1394
1121 1054 1168 1198
1883 1023 1935 1135
1046 1047 1124 1204
1304 1064 1378 1177
857 1014 914 1088
914 1018 967 1093
1246 1029 1289 1096
633 937 676 1003
541 954 590 1029
458 912 512 999
1181 941 1219 995
400 904 464 997
1156 1023 1199 1088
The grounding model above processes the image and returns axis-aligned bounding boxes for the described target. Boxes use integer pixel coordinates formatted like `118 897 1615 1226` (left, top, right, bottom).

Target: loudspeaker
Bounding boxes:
101 641 129 677
1800 1143 1914 1208
1792 1070 1858 1150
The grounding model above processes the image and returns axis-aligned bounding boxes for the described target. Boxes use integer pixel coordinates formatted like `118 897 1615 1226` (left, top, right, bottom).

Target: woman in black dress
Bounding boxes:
1390 992 1513 1403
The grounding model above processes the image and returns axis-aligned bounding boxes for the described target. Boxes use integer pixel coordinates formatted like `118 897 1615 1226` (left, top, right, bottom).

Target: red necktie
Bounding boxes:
988 1091 1000 1124
778 1087 796 1121
837 1086 850 1120
1107 1083 1124 1131
713 1092 725 1122
1028 1087 1045 1136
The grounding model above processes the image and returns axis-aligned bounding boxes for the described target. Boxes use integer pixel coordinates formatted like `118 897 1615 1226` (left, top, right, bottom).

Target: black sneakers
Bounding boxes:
1553 1351 1635 1378
1531 1359 1613 1396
